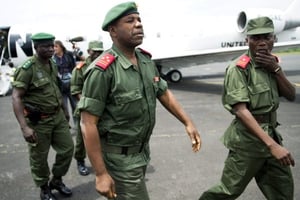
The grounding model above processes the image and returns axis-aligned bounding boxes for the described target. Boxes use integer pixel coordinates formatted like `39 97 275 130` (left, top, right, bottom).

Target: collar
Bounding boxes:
111 45 135 70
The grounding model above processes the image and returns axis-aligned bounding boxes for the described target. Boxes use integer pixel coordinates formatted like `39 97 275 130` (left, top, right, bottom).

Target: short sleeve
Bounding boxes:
71 67 84 95
156 77 168 97
77 68 111 117
222 65 249 112
12 67 32 90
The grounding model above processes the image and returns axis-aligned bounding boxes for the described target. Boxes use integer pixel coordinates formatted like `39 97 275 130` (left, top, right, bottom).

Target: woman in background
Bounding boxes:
53 40 77 126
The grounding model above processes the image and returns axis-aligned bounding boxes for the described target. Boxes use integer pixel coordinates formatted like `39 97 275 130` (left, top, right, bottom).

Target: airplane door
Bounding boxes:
0 27 10 65
0 27 13 96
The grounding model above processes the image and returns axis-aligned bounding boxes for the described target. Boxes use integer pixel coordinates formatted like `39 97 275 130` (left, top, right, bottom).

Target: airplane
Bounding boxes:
0 0 300 97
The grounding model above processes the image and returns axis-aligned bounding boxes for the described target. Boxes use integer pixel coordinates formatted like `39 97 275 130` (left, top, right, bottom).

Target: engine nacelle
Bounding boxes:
237 8 291 34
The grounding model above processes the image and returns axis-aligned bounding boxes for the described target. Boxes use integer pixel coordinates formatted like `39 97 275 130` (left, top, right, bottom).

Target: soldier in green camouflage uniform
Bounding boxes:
71 40 104 176
77 2 202 200
199 17 295 200
12 33 74 200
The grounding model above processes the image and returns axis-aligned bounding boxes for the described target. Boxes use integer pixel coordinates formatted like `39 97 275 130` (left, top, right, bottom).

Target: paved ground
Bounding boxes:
0 54 299 200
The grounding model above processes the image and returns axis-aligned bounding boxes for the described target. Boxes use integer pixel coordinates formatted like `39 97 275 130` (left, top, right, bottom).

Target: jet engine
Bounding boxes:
236 8 300 34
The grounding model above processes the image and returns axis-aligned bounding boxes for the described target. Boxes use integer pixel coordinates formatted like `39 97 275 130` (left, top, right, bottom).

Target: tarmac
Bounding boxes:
0 54 299 200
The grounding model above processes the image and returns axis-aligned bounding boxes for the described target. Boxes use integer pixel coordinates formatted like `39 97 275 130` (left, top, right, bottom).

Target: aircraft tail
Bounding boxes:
285 0 300 16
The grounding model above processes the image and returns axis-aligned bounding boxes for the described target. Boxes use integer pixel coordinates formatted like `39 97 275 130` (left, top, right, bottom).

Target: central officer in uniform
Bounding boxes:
77 2 202 199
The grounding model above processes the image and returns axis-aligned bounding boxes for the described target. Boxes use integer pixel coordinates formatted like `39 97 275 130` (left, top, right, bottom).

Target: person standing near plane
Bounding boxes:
199 17 295 200
53 40 77 126
12 33 74 200
77 2 201 199
71 40 104 176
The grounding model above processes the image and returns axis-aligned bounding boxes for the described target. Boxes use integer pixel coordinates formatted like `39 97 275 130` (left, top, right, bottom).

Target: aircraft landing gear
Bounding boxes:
155 64 182 83
166 69 182 83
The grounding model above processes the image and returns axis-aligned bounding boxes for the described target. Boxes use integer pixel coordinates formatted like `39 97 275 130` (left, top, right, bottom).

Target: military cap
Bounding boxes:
31 32 55 42
88 40 104 51
102 1 139 31
246 17 274 35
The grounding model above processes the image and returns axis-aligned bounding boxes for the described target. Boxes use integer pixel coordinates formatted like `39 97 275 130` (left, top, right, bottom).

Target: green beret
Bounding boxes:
31 32 55 42
102 1 139 31
246 17 274 35
88 40 104 51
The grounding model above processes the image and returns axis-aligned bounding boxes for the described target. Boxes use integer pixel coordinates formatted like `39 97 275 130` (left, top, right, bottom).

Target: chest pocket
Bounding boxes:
114 89 143 105
113 89 143 121
248 82 270 109
32 77 51 94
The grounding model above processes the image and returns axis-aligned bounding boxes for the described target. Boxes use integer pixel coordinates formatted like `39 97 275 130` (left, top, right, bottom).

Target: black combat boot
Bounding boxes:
40 183 56 200
49 177 72 197
77 160 90 176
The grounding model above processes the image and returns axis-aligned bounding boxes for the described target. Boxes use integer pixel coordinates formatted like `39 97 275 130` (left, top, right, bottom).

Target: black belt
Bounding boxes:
41 106 60 115
101 141 145 155
253 114 271 123
40 111 59 119
252 112 277 126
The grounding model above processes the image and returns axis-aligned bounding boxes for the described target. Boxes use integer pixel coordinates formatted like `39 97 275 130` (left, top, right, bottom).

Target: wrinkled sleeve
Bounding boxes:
157 77 168 97
77 68 111 117
222 65 249 113
12 67 32 90
71 68 83 95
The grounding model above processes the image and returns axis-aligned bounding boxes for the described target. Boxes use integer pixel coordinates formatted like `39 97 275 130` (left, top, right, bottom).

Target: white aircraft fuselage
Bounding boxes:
0 0 300 84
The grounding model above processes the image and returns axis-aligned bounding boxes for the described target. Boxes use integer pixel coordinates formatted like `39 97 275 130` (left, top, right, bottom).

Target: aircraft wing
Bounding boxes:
153 46 247 69
153 40 300 82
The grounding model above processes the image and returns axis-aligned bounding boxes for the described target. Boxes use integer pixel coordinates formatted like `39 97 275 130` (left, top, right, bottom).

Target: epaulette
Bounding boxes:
138 48 152 58
236 55 250 69
76 61 85 69
21 58 34 69
95 53 115 70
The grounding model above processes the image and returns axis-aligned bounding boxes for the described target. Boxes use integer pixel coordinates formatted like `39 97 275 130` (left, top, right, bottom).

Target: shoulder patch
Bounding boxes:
236 55 250 69
95 53 115 70
76 61 85 69
138 48 152 58
21 58 34 69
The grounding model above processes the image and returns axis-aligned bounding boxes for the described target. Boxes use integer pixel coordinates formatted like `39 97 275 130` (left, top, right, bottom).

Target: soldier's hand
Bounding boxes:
255 52 279 73
186 124 201 152
22 126 37 144
269 143 295 166
95 173 117 199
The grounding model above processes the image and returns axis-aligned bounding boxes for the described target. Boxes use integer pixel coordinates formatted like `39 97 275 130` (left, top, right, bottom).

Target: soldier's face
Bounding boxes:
246 33 275 56
111 13 144 48
90 50 102 61
36 41 55 59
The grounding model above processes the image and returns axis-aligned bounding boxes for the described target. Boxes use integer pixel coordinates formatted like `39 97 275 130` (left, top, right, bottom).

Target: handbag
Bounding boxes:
61 72 72 93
